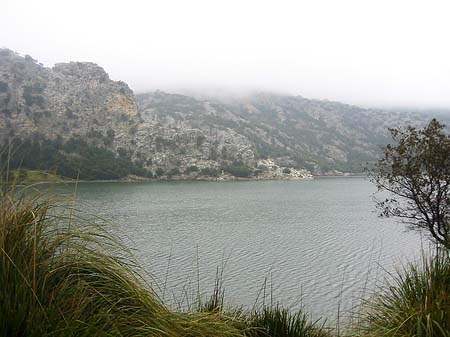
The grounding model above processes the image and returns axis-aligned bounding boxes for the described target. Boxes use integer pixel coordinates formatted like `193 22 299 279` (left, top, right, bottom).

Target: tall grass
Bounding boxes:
245 306 330 337
4 180 449 337
0 185 244 336
359 250 450 337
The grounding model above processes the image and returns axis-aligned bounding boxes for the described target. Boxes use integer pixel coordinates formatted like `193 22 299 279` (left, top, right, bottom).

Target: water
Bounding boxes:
52 177 424 320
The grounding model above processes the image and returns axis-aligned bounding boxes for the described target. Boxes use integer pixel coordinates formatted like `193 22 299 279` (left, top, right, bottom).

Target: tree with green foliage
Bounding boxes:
167 168 180 177
186 165 199 173
155 167 164 177
1 135 151 181
372 119 450 249
200 167 219 177
225 164 252 178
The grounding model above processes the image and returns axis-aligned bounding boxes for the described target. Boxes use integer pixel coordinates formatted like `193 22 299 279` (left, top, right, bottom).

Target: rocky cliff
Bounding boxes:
0 49 140 153
0 49 442 179
135 91 430 175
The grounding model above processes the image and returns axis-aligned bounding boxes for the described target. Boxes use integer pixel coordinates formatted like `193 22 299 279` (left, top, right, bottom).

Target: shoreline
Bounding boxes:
23 173 368 185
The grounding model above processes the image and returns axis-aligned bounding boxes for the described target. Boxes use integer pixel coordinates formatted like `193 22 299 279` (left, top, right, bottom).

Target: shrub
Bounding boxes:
186 165 199 173
167 168 180 177
225 165 253 178
200 167 220 177
155 167 165 177
196 135 205 147
0 81 8 93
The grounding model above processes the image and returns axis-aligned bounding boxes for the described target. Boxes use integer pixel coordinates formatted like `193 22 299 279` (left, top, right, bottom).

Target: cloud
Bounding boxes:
2 0 450 108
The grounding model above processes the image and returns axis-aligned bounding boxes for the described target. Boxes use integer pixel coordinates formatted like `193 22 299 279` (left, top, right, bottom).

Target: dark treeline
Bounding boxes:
0 133 267 180
1 134 152 180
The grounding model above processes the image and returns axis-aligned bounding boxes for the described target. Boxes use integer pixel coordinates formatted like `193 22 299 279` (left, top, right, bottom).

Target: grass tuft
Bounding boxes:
5 180 449 337
359 250 450 337
245 306 330 337
0 185 243 336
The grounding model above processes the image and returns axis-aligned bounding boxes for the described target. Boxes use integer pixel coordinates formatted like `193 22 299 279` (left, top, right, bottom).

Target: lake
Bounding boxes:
51 177 424 321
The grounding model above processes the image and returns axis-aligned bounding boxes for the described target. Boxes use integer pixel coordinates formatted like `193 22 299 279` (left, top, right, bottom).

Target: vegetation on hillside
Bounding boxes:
3 47 442 177
1 134 152 180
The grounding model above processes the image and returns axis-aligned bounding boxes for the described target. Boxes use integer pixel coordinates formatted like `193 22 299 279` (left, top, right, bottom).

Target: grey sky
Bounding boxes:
2 0 450 108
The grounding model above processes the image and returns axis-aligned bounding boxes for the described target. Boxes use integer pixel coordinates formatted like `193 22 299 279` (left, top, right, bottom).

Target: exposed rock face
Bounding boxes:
0 49 140 153
135 91 257 172
256 159 313 180
135 91 433 175
0 48 443 177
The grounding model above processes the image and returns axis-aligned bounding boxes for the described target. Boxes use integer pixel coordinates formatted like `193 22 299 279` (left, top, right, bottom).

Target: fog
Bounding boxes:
1 0 450 109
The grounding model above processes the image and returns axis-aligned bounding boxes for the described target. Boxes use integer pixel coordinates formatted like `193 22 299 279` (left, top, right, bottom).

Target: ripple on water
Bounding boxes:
54 178 424 320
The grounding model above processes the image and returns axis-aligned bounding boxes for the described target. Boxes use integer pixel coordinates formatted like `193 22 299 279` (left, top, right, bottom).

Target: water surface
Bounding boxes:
53 178 424 320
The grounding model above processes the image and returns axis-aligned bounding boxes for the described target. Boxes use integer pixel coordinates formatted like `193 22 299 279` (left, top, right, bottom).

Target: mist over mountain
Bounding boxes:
0 49 444 179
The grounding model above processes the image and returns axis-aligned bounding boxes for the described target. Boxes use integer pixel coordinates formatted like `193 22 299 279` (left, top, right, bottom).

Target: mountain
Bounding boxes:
136 91 431 175
0 49 140 148
0 49 145 179
0 49 442 179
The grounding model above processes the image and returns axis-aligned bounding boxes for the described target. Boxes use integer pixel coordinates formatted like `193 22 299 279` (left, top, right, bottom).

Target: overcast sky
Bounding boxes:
1 0 450 108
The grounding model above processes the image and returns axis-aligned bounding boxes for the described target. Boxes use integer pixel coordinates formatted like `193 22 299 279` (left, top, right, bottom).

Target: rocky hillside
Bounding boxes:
0 48 140 151
0 49 442 179
135 91 430 174
0 49 145 179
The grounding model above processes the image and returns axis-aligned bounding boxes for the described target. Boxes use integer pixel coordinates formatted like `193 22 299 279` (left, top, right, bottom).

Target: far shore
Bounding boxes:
21 173 368 185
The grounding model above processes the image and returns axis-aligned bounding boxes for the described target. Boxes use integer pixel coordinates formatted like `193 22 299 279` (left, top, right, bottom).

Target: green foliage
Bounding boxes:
225 164 253 178
9 169 63 183
129 125 138 135
167 168 180 177
1 135 151 180
196 135 206 147
22 85 45 108
209 146 218 160
200 167 220 177
221 146 228 160
155 167 165 177
186 165 199 173
360 251 450 337
105 128 115 146
283 168 291 174
372 119 450 249
0 81 8 93
86 128 103 139
0 187 244 337
246 306 329 337
119 113 129 122
64 108 76 119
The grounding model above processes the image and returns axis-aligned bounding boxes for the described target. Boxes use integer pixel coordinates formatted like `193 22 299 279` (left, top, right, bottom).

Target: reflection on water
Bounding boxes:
51 178 424 320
